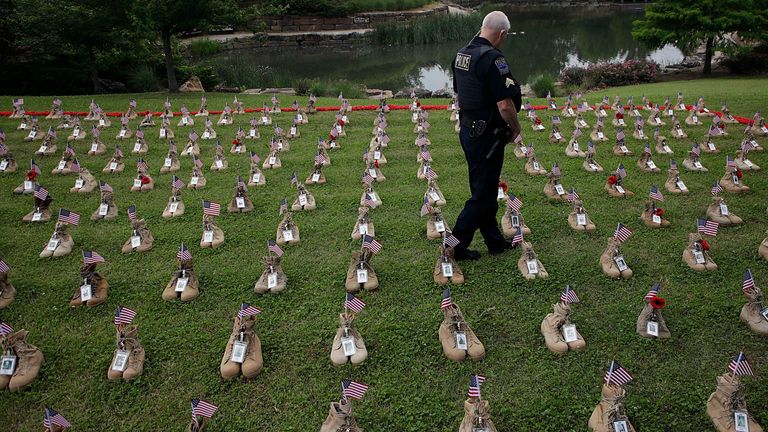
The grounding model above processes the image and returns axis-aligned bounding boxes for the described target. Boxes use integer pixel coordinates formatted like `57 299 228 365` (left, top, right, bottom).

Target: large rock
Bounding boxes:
366 89 393 99
430 88 454 98
260 88 296 95
179 76 205 92
394 87 431 98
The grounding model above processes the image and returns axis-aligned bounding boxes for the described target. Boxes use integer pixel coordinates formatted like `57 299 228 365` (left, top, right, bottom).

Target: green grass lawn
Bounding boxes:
0 76 767 431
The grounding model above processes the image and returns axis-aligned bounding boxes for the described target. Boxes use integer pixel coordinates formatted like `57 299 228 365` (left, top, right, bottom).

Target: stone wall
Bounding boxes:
254 6 449 32
218 32 368 52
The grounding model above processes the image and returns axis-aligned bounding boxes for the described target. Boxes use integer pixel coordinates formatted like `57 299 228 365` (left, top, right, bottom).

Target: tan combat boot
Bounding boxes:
70 168 98 193
91 191 118 221
163 260 200 302
121 219 154 253
0 271 16 309
39 222 74 258
740 285 768 336
200 216 225 248
344 252 378 292
254 256 287 294
459 398 498 432
517 241 548 280
220 315 263 379
320 399 362 432
600 237 632 279
6 329 44 390
438 304 485 362
276 213 300 245
707 197 742 226
330 312 368 367
107 325 145 380
567 200 596 232
351 207 375 240
434 246 464 285
636 302 671 339
588 384 636 432
682 233 717 271
70 263 108 307
22 195 53 223
706 373 764 432
291 185 317 211
640 201 670 228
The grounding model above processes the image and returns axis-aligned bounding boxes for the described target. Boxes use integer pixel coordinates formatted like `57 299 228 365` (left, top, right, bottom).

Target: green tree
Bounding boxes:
632 0 768 74
132 0 243 91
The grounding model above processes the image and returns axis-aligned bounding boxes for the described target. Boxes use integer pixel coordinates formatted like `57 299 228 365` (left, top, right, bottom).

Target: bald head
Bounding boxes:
479 11 510 48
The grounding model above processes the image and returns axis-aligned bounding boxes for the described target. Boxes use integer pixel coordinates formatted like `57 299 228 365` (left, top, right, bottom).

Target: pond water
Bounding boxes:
209 5 683 92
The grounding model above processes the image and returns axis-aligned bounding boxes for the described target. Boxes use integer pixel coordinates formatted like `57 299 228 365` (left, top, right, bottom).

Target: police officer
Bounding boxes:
451 11 522 261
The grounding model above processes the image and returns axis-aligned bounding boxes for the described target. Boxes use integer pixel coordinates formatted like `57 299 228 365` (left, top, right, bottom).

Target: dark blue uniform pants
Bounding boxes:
453 126 506 253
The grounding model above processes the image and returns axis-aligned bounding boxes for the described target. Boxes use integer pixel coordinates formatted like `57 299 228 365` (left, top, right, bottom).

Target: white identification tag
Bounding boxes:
527 260 539 274
133 179 142 188
130 235 141 248
638 130 644 138
37 145 47 153
613 420 629 432
0 355 16 376
182 117 189 125
162 157 172 168
202 131 210 139
442 262 453 277
342 115 348 123
47 238 59 251
290 127 297 136
520 146 528 154
160 128 167 138
99 203 109 216
647 161 657 170
455 332 468 350
374 151 381 160
356 269 368 283
231 341 246 363
555 184 565 195
0 160 7 171
80 283 92 301
111 350 129 372
369 168 377 178
647 321 659 337
614 256 628 271
693 250 705 264
267 272 278 289
668 109 674 116
536 124 545 131
412 113 418 122
32 212 42 222
663 145 672 153
563 324 578 342
567 108 574 115
573 142 580 151
110 162 118 170
169 202 179 213
554 132 562 140
720 204 729 215
251 173 261 184
497 187 505 199
368 192 378 202
733 175 740 184
735 412 750 432
599 109 607 116
20 123 27 130
615 185 625 194
429 191 440 201
341 336 357 356
232 196 244 209
579 120 587 128
589 163 598 170
652 215 661 224
299 194 308 206
297 114 303 121
133 143 142 152
203 230 214 243
692 161 703 169
761 308 768 321
277 142 283 150
336 125 342 133
75 178 84 188
620 145 629 153
119 129 126 138
707 142 716 151
277 229 293 242
24 180 33 191
58 160 66 170
312 173 321 182
358 224 368 235
28 131 37 139
434 220 445 233
577 213 587 226
692 115 698 123
175 277 188 292
745 159 753 167
533 161 540 170
190 176 199 185
510 215 520 227
249 129 256 137
618 119 625 126
91 143 99 152
99 119 105 126
215 160 223 168
677 181 687 191
262 116 269 124
269 156 276 165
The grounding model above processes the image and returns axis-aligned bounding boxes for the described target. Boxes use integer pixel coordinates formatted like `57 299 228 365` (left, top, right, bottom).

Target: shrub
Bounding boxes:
176 64 220 91
127 65 162 92
188 39 221 58
722 44 768 74
559 66 587 87
583 59 660 89
293 78 313 96
529 74 556 98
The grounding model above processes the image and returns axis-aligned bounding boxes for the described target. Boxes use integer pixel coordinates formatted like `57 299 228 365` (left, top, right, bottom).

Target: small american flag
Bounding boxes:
71 158 80 172
315 152 328 165
729 352 754 376
238 303 262 319
362 234 382 254
0 319 12 336
420 147 432 161
202 200 221 217
127 204 137 221
424 166 437 179
711 181 723 196
47 127 56 138
420 196 433 217
191 399 218 420
644 283 661 301
649 185 664 201
114 306 137 326
567 188 579 202
237 176 247 190
691 143 701 157
342 380 369 400
514 134 522 144
613 223 632 243
616 163 627 179
344 293 366 313
168 141 177 154
604 360 633 386
114 145 123 159
279 197 287 215
189 130 199 142
726 155 736 169
441 288 452 309
63 144 75 157
100 181 113 193
82 250 105 265
43 407 71 429
177 243 192 261
551 163 561 177
58 209 80 225
669 159 677 170
362 150 369 162
362 170 374 185
697 218 718 236
34 185 49 200
30 159 41 175
560 285 580 304
468 375 486 398
511 227 524 245
330 127 339 138
587 141 596 156
644 142 651 155
290 172 299 187
268 240 284 257
250 152 261 164
362 193 376 208
708 125 719 137
572 127 582 138
443 231 460 248
129 99 137 108
194 156 202 169
552 115 561 125
742 269 755 293
136 129 144 139
616 129 625 142
172 176 185 190
0 259 9 273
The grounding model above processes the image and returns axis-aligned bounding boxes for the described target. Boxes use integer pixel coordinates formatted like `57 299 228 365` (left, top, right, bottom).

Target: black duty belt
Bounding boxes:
459 115 488 137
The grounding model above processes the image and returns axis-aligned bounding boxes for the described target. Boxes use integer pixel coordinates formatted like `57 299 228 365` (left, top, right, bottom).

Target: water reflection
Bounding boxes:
208 6 683 92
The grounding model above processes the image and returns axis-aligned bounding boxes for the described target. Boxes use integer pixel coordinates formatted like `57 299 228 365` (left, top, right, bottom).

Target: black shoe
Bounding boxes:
454 249 481 261
489 240 517 256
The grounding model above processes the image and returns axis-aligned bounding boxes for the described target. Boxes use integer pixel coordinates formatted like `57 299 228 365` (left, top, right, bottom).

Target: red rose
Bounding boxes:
328 135 334 142
140 175 151 184
232 139 240 145
416 101 421 107
608 175 617 185
650 297 666 309
718 123 725 130
700 239 710 251
374 160 379 168
654 208 664 216
337 119 345 127
26 170 38 180
735 169 743 179
616 113 624 119
499 180 508 192
534 118 542 125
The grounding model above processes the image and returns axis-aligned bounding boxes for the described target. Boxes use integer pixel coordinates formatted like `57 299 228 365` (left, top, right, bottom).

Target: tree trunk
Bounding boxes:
90 54 101 93
162 29 178 92
703 36 714 75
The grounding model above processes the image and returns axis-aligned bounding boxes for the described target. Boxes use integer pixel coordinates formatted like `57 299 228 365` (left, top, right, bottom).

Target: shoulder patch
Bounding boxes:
494 57 510 75
455 53 471 71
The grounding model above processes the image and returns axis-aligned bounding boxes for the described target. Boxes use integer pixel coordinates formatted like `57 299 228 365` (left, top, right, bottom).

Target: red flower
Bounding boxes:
498 180 508 193
373 160 379 168
337 119 345 127
608 175 617 185
534 118 542 125
328 135 334 142
654 208 664 216
650 297 666 309
735 169 743 179
416 101 421 107
616 113 624 119
26 170 38 181
699 239 710 251
232 139 240 145
140 175 151 184
718 123 725 130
